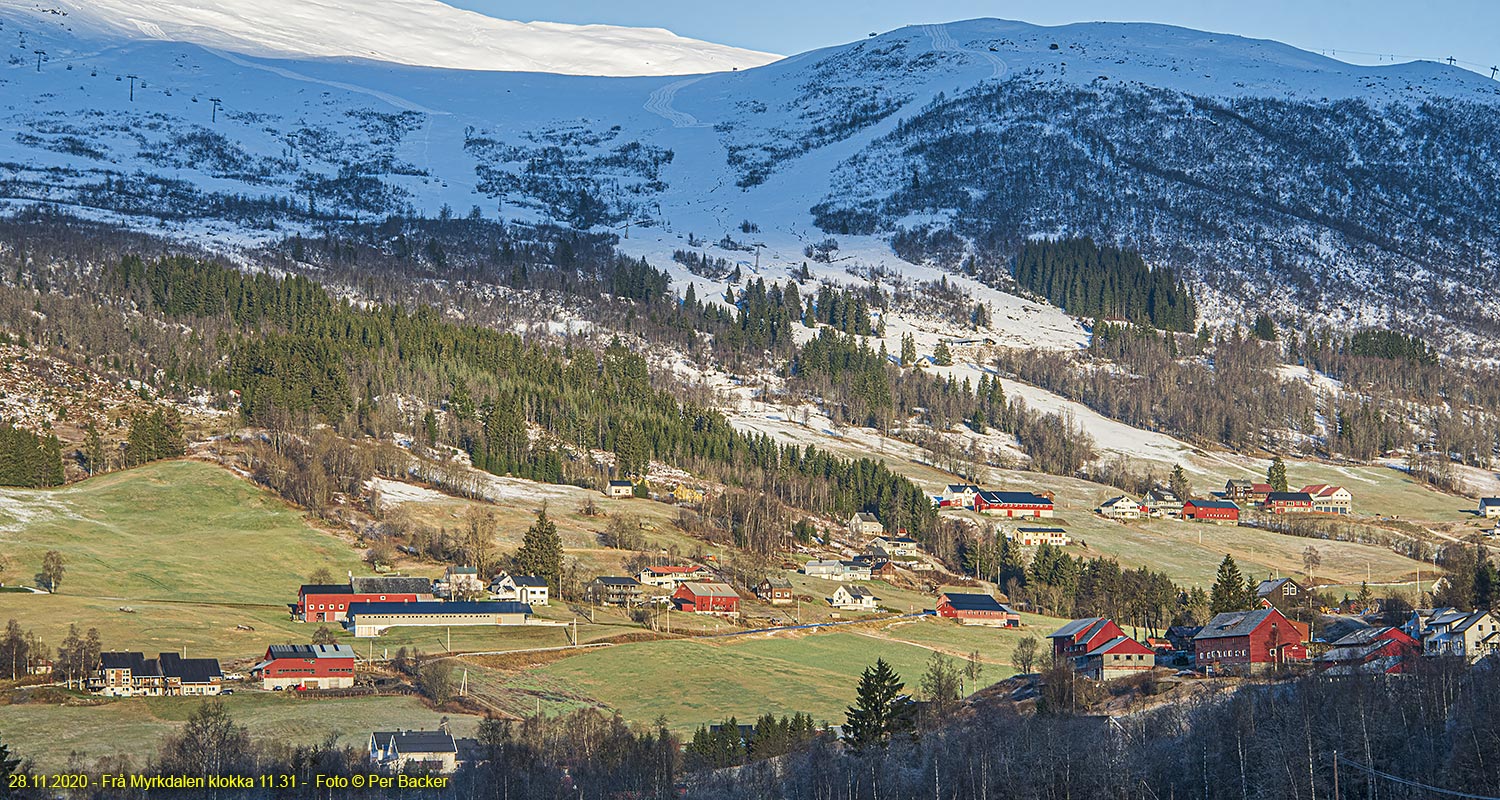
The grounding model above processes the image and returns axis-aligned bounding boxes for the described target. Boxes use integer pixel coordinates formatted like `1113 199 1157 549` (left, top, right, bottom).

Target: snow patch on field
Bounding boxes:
365 477 452 507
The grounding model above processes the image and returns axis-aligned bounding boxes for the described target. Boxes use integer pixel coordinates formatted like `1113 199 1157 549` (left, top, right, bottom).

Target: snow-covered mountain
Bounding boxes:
15 0 781 75
2 6 1499 351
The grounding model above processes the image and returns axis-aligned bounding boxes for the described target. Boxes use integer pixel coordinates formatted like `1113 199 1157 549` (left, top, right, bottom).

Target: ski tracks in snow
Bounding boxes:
923 23 1008 81
204 48 448 115
643 76 711 128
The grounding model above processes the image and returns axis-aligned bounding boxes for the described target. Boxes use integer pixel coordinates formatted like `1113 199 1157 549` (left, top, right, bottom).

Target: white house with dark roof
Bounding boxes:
943 484 981 508
370 729 460 773
1097 495 1143 520
1480 498 1500 519
830 584 880 611
490 573 549 606
848 512 884 537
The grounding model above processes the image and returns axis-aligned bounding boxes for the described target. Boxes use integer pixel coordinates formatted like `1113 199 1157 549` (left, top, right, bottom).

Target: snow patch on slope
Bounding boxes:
41 0 782 76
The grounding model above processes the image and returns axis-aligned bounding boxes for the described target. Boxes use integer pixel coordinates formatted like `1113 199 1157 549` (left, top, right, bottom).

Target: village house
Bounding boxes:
1254 577 1306 612
1006 527 1071 547
370 730 467 774
1181 499 1240 524
1097 495 1143 520
802 560 872 581
606 480 635 498
754 576 795 605
1225 480 1273 506
1141 487 1184 518
1317 627 1421 675
1407 608 1500 663
1075 635 1157 681
848 511 884 537
637 564 712 588
868 536 921 559
252 644 356 690
345 601 531 638
935 592 1020 627
830 584 880 611
489 573 549 606
436 566 484 598
1264 491 1315 514
296 576 435 623
1047 618 1131 663
672 582 741 616
1194 608 1309 673
975 490 1055 518
588 576 644 606
93 652 224 697
1301 484 1353 514
1480 498 1500 519
942 484 982 509
672 484 706 504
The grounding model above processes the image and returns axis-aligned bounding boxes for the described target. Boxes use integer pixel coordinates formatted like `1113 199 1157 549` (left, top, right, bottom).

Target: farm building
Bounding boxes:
252 644 357 690
296 577 435 623
1301 484 1353 514
1075 635 1157 681
1048 618 1130 663
1007 527 1070 547
1097 495 1143 520
638 564 712 588
436 566 484 598
345 601 531 638
830 584 879 611
1194 608 1309 672
490 573 549 606
1318 627 1420 675
1141 487 1183 518
935 592 1020 627
975 491 1055 518
588 576 644 606
1225 481 1272 506
606 480 635 498
942 484 981 508
1254 577 1306 612
754 576 795 605
1181 499 1240 524
1264 492 1314 514
672 582 741 615
92 652 223 697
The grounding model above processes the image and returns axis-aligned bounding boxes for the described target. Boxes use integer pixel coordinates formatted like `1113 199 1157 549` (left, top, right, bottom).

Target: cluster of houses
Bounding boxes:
605 479 707 504
294 571 544 638
1095 481 1355 524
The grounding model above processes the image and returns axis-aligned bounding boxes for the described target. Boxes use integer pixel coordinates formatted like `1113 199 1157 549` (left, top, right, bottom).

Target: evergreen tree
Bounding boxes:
844 658 913 749
933 340 953 367
1169 463 1191 501
1209 554 1252 615
900 333 917 366
1267 456 1288 493
1252 313 1277 341
514 507 564 591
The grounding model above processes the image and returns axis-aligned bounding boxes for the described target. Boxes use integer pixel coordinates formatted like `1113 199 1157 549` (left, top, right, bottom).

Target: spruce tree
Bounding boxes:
1169 463 1191 501
514 506 564 591
844 658 912 749
1209 554 1251 615
933 340 953 367
1267 456 1288 493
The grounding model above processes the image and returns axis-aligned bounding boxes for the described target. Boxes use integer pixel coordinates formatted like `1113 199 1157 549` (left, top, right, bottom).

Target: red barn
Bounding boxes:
252 644 357 690
296 577 433 622
672 582 741 616
1181 499 1240 523
1047 617 1129 662
935 593 1020 627
975 491 1055 518
1194 608 1308 673
1317 626 1420 674
1264 492 1314 514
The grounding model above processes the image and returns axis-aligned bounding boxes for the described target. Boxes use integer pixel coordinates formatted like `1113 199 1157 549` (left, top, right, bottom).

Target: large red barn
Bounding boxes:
252 644 357 690
1194 608 1308 672
1181 499 1240 523
935 593 1020 627
672 582 741 616
975 491 1055 518
295 577 433 622
1047 617 1129 662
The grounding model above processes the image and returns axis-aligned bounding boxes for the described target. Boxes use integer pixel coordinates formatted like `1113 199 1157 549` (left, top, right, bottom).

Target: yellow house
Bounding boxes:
673 484 706 504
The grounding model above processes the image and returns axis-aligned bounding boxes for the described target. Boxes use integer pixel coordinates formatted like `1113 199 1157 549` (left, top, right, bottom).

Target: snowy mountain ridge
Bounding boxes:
10 0 782 76
1 8 1499 352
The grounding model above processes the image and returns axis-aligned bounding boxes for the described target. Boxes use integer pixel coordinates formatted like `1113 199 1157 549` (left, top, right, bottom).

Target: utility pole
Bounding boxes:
33 50 45 72
1491 65 1498 80
209 96 222 122
126 74 139 101
1331 751 1339 800
1446 56 1457 67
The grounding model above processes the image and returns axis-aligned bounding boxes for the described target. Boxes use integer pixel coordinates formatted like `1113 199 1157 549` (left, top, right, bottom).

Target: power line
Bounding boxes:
1336 754 1500 800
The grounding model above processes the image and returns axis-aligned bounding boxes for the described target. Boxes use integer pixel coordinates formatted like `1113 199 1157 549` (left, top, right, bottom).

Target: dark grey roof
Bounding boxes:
300 583 353 595
593 576 642 586
1266 492 1313 502
100 651 152 672
977 491 1053 506
759 576 793 589
1018 527 1068 533
373 730 458 754
350 576 434 595
1185 499 1239 510
1195 609 1287 640
940 592 1007 612
347 601 531 616
508 575 548 587
157 652 222 684
267 644 357 660
1049 617 1107 639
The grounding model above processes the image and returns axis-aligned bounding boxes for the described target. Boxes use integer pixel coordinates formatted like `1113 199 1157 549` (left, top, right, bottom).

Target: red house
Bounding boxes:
1047 617 1129 662
1317 627 1420 674
935 592 1021 627
672 582 741 616
252 644 357 690
1194 608 1308 673
296 577 434 622
974 491 1055 518
1181 499 1240 523
1264 492 1314 514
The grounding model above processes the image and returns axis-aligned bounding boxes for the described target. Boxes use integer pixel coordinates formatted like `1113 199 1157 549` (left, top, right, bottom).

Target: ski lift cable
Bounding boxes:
1336 754 1500 800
